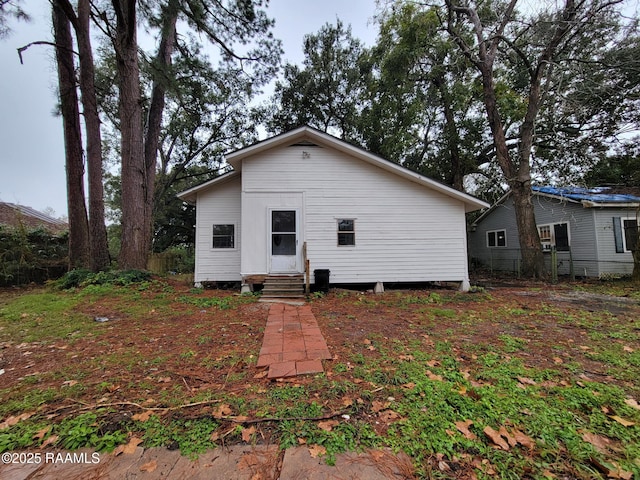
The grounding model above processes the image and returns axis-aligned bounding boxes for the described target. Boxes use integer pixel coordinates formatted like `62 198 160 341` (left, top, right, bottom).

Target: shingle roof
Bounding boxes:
0 202 68 233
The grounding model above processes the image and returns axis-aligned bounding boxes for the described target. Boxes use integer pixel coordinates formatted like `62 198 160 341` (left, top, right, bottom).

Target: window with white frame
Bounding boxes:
337 219 355 246
212 224 234 248
487 229 506 247
537 222 570 251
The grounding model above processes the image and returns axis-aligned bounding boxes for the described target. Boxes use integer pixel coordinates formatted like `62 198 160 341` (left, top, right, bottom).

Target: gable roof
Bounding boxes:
472 185 640 227
178 126 489 212
0 202 68 233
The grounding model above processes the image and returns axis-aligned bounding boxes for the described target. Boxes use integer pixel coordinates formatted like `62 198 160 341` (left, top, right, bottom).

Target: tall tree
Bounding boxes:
54 0 111 271
368 3 485 190
52 0 90 269
111 0 147 270
101 0 280 268
268 20 369 142
441 0 638 278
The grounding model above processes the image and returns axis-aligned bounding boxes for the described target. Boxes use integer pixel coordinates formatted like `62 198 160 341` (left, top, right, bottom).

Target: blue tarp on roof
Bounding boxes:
532 186 640 204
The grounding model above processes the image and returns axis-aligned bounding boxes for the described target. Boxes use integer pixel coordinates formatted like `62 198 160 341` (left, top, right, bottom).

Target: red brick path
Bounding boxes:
257 303 331 378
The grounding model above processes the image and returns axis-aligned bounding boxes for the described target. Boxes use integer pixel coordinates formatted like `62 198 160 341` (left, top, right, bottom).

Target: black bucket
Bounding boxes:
314 269 330 293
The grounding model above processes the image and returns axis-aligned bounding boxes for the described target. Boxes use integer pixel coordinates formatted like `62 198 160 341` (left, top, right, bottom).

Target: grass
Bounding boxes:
1 279 639 479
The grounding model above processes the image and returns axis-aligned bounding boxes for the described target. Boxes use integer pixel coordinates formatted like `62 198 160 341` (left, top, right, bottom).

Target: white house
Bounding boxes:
178 126 488 292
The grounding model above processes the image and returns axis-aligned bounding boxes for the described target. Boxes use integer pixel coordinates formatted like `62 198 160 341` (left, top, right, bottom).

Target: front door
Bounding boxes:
270 209 299 273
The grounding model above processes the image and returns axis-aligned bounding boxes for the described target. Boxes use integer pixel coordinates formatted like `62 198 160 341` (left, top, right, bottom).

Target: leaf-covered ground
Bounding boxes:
1 277 639 479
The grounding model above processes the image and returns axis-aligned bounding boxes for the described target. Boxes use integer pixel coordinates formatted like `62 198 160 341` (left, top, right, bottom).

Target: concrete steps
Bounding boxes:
261 274 305 299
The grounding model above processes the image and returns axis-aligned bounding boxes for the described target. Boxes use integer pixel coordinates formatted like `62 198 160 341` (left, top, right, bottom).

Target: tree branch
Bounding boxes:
17 40 77 64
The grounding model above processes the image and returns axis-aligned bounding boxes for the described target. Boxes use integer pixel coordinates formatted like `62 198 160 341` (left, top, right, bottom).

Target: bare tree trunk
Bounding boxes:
145 0 178 253
112 0 147 270
76 0 110 271
52 0 90 270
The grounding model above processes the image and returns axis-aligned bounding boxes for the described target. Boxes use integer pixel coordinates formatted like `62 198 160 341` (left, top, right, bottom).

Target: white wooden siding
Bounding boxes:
194 175 241 282
241 145 470 283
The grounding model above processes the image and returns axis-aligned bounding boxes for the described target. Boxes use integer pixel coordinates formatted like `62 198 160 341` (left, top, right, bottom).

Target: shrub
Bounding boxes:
0 225 68 286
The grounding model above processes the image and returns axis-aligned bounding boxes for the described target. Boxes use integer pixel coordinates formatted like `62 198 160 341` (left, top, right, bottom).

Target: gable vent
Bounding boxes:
289 141 320 147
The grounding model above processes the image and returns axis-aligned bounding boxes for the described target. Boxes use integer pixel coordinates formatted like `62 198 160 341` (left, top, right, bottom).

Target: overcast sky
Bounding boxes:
0 0 379 218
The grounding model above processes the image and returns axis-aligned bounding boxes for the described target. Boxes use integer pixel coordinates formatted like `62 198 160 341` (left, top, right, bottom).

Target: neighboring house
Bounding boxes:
469 186 640 278
178 126 488 291
0 202 68 234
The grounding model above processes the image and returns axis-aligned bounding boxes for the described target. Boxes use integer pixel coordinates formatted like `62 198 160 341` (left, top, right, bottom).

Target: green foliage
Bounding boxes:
177 292 257 310
55 413 126 451
137 416 219 457
55 269 152 290
0 225 68 286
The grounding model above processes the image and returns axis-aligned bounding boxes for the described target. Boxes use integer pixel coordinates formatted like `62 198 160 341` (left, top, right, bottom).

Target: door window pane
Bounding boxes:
272 211 296 233
272 234 296 255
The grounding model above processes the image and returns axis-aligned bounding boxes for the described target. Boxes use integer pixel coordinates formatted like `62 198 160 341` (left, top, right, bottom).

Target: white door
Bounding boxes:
270 209 299 273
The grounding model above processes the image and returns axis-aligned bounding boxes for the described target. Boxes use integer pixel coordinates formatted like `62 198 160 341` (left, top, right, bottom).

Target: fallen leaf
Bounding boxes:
140 460 157 473
426 359 439 367
114 436 143 455
213 403 233 418
553 357 563 364
517 377 536 386
33 426 51 440
241 426 256 442
363 339 371 345
0 412 34 430
132 410 154 422
39 434 58 449
513 429 535 450
581 431 611 454
341 397 353 407
378 410 401 423
609 415 635 427
157 376 171 383
297 437 307 445
623 398 640 410
402 382 416 390
426 370 443 381
483 426 509 450
498 426 518 448
398 354 414 361
454 420 477 440
318 420 338 432
253 371 268 379
371 400 389 413
623 345 635 353
308 444 326 458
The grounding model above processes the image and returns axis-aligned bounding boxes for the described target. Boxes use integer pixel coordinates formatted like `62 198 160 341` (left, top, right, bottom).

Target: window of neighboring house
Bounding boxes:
538 222 570 251
337 219 355 246
623 218 638 252
212 224 234 248
487 229 506 247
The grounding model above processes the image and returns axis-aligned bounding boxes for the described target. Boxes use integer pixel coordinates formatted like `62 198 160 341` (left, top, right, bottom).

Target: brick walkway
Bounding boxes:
257 303 331 379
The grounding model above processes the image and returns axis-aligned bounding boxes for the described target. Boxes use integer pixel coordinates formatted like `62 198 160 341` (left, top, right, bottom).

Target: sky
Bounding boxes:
0 0 379 219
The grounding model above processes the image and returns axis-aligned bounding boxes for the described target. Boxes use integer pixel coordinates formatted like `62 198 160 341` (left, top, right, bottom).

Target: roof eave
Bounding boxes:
581 200 640 208
176 171 240 204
